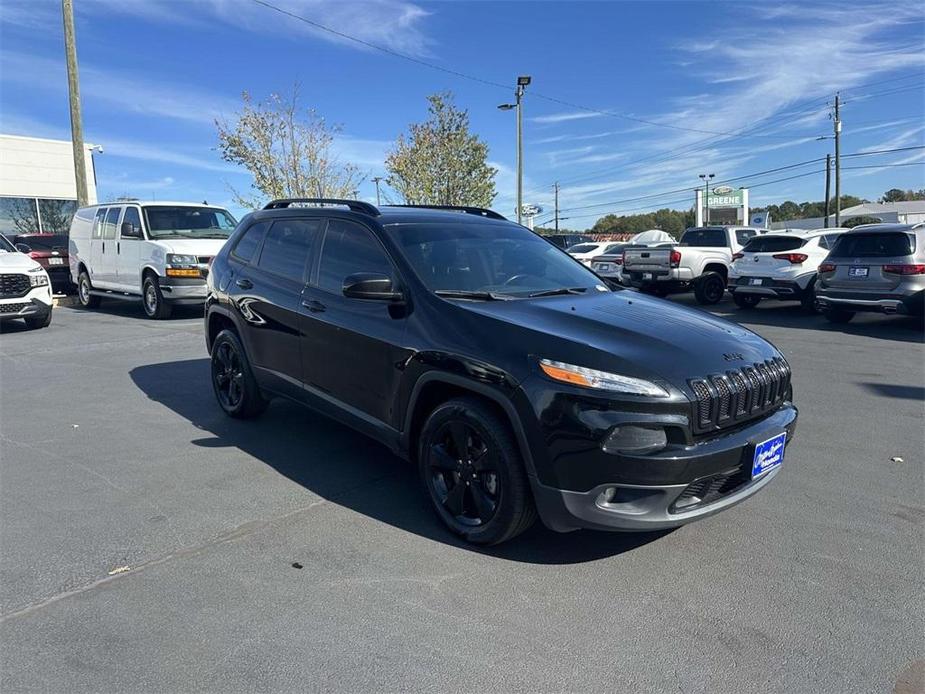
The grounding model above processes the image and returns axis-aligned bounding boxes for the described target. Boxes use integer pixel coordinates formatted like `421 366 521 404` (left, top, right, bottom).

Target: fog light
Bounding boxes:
602 425 667 454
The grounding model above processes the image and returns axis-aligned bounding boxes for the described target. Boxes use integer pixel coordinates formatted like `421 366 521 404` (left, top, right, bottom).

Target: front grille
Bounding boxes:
0 302 30 314
688 357 791 434
0 274 30 299
670 466 752 512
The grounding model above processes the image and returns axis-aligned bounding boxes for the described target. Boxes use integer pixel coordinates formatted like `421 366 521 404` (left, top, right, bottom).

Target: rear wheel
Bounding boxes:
733 293 762 309
694 272 726 305
77 271 101 308
142 275 172 320
210 329 267 419
418 397 536 545
824 308 854 324
24 310 52 329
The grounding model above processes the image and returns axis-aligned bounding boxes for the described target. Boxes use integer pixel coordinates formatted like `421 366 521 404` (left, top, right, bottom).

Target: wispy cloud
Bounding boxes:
531 111 604 125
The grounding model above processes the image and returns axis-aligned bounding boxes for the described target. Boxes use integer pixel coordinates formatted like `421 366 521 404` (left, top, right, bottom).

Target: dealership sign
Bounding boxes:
707 187 743 208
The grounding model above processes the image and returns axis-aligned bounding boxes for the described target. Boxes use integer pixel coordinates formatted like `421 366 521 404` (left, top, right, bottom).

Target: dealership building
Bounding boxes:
0 134 99 237
695 186 750 226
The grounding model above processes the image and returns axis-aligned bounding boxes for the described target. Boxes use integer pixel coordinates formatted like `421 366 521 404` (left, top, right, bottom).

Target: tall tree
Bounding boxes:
386 92 497 207
216 88 365 208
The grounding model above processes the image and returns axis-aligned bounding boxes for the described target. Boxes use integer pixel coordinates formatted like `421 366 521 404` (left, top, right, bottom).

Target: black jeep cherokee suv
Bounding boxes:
205 199 797 545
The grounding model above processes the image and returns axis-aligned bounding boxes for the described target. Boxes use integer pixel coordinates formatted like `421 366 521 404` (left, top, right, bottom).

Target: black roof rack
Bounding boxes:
262 198 380 216
382 204 507 221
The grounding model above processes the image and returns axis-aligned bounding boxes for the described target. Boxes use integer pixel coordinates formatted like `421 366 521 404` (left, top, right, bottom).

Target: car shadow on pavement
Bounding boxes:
61 302 204 321
858 383 925 401
130 358 670 565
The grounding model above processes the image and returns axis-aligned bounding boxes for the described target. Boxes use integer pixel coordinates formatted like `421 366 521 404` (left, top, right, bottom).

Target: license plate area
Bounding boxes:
48 258 64 265
752 432 786 478
848 266 868 278
642 272 652 280
749 277 763 286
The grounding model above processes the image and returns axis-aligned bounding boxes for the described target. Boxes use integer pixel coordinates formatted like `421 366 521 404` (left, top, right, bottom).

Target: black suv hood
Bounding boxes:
459 291 779 387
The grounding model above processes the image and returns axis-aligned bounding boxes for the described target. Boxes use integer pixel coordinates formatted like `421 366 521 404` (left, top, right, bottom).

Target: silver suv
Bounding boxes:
816 223 924 323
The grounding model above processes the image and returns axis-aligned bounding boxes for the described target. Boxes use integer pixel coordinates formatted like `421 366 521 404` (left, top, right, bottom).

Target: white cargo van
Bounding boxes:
69 201 237 318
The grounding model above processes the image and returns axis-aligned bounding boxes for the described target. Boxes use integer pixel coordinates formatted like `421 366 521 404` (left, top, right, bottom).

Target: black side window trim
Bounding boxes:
310 218 402 297
252 218 325 284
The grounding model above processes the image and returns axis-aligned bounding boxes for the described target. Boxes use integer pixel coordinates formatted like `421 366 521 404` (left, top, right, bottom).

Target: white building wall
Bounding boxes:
0 134 98 204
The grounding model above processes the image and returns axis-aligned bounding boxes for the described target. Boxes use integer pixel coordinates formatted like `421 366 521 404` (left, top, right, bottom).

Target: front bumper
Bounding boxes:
527 403 798 532
0 297 53 321
160 276 208 304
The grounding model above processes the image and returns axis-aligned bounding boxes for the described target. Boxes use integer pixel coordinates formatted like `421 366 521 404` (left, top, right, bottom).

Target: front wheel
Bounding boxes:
694 272 726 305
77 271 101 308
210 329 267 419
142 275 172 320
418 397 536 545
733 293 762 309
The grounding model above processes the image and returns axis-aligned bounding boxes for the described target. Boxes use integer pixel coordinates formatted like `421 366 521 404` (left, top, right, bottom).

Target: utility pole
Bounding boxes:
372 176 383 206
824 153 831 228
62 0 88 207
497 76 531 225
834 92 842 227
553 182 559 232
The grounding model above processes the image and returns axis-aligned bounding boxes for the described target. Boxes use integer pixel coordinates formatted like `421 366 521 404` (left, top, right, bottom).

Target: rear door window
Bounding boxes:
831 232 914 258
255 219 322 281
743 236 805 253
679 228 726 247
102 207 122 239
92 208 107 239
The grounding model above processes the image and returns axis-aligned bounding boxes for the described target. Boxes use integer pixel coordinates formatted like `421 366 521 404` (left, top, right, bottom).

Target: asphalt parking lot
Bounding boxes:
1 296 922 693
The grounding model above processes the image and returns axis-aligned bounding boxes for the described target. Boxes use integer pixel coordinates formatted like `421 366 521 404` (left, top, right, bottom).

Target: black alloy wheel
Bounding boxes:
694 272 726 305
419 398 536 545
210 329 267 418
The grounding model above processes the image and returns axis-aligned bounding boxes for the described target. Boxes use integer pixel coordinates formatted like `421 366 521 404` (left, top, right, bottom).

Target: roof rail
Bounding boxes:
262 198 380 216
382 204 507 221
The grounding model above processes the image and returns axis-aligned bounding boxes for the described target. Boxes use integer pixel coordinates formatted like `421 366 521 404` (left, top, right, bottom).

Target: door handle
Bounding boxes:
301 299 326 313
117 242 120 254
102 241 106 253
235 278 253 289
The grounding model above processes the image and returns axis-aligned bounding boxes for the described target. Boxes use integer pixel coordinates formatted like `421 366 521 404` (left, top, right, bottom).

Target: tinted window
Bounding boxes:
121 208 142 239
319 220 394 293
679 228 727 247
256 219 321 281
568 243 600 254
233 221 270 262
831 232 914 258
821 234 842 249
605 243 626 254
11 234 68 251
102 207 122 239
736 229 757 245
743 236 805 253
393 222 604 296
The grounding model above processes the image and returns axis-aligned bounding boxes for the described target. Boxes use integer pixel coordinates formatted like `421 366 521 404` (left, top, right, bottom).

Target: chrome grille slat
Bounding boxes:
689 358 791 434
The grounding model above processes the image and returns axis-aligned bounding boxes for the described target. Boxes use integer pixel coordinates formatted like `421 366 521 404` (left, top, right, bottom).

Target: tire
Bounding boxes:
210 329 267 419
800 280 819 313
418 397 536 545
694 272 726 305
77 270 101 308
824 308 855 324
142 275 173 320
24 310 52 329
733 293 762 309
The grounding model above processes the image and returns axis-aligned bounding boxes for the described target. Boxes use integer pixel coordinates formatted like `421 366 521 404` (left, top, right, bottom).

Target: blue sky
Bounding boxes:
1 0 923 227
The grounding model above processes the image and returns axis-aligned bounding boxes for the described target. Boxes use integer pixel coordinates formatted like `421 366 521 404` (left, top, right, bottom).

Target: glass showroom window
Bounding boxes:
38 199 78 233
0 197 39 236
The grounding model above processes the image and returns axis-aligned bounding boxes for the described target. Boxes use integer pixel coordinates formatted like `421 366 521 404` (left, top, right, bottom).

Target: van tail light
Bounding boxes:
28 252 42 259
732 252 744 261
669 249 682 268
772 253 809 264
882 264 925 275
818 262 836 273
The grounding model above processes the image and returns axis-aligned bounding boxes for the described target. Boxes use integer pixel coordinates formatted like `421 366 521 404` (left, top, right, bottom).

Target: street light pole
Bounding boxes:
834 92 842 227
699 173 714 225
498 76 531 225
62 0 88 207
554 182 559 232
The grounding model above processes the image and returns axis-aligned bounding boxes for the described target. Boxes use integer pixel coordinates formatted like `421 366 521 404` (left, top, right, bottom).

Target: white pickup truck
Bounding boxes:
622 226 761 304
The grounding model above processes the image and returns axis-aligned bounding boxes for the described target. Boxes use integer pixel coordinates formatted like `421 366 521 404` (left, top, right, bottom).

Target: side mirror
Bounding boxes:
343 272 403 301
121 222 138 238
15 243 31 253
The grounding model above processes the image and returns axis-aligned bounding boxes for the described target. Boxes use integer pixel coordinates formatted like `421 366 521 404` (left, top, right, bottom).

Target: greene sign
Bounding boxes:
707 188 743 208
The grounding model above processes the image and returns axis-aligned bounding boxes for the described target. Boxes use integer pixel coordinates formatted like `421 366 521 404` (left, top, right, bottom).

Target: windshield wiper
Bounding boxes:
434 290 513 301
527 287 589 298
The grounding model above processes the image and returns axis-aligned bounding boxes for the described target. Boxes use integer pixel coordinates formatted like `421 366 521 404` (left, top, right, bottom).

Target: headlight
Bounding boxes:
539 359 669 397
28 268 49 287
166 253 198 267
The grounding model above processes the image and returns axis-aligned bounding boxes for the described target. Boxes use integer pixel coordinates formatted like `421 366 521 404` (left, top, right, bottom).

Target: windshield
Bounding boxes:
0 234 15 253
744 236 805 253
12 234 68 252
567 243 600 254
680 228 727 247
389 222 606 297
143 206 237 239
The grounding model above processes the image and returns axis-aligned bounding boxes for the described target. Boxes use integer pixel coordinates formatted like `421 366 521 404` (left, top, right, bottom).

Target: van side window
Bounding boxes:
256 219 322 281
93 208 107 239
232 221 270 263
121 208 142 239
102 207 121 240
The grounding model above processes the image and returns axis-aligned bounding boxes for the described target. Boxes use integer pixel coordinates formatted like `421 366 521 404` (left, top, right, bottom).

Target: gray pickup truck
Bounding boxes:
623 226 761 304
